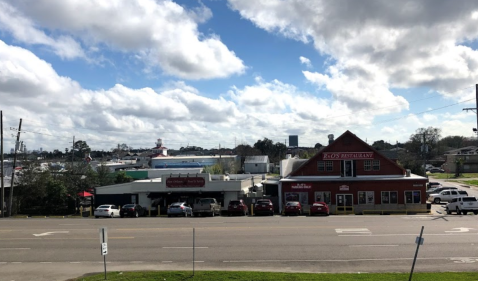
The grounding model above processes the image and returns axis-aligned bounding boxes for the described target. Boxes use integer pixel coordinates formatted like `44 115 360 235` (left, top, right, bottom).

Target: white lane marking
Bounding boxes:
223 257 468 263
193 261 204 263
0 248 30 250
40 262 52 264
340 233 478 237
349 245 399 247
445 227 475 233
130 261 143 264
11 262 22 264
190 222 224 224
59 224 88 226
162 261 173 263
451 257 478 263
336 228 371 234
70 262 81 264
0 262 7 265
33 231 69 237
163 247 209 249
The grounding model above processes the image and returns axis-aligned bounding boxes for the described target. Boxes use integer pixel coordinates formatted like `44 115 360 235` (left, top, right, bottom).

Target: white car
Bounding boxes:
428 190 468 204
446 197 478 215
94 204 120 218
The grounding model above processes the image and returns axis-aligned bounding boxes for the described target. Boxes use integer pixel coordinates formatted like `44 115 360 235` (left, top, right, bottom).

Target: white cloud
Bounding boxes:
299 56 312 68
0 0 245 79
228 0 478 97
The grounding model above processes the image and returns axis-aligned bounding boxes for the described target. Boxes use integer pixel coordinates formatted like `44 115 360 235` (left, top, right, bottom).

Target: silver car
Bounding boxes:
167 202 193 217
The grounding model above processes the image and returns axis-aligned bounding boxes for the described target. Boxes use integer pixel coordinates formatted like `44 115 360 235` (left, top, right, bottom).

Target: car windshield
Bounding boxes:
286 202 298 206
313 203 324 206
463 197 477 202
257 200 270 204
123 204 135 208
229 201 241 205
458 191 468 195
200 199 214 204
98 205 110 209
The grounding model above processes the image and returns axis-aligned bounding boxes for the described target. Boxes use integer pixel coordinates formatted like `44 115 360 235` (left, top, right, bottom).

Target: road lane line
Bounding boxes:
162 261 173 263
70 262 81 264
349 245 399 247
0 248 30 250
40 262 52 264
162 246 205 249
222 257 457 263
11 262 22 264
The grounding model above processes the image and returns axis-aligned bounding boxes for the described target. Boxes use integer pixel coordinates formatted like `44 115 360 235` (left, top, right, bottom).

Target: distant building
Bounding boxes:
244 156 270 174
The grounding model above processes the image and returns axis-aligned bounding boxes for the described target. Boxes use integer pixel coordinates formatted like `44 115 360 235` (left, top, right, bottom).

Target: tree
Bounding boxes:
235 144 261 157
254 138 274 155
115 171 133 184
314 143 323 149
371 140 393 151
203 163 224 174
73 140 91 161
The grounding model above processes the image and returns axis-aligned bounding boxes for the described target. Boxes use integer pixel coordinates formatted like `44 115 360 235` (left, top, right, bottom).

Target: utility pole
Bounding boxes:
463 84 478 140
1 111 4 218
422 133 427 177
8 118 22 217
71 136 75 163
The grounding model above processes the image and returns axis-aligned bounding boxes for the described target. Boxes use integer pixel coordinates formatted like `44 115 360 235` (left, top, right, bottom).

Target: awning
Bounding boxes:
77 191 93 197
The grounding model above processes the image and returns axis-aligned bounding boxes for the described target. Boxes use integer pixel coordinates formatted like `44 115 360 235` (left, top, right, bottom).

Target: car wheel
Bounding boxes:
456 207 461 215
135 211 139 218
120 215 124 218
434 198 441 204
95 216 99 219
110 212 114 218
474 211 478 215
463 211 468 215
446 208 451 215
270 211 274 216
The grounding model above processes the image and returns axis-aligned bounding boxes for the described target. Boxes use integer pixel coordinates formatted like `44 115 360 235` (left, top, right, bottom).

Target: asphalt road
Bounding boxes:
2 204 478 281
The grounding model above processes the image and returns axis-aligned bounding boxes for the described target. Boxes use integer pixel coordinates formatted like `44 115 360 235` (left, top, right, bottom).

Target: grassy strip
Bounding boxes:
430 173 478 180
463 180 478 186
71 271 478 281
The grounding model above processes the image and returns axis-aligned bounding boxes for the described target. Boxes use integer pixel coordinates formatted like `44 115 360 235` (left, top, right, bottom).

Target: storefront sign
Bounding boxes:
339 185 349 191
166 177 205 188
291 183 311 189
322 152 374 160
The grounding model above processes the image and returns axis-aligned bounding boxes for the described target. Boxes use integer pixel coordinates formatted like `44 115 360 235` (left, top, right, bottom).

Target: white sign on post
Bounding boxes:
101 243 108 255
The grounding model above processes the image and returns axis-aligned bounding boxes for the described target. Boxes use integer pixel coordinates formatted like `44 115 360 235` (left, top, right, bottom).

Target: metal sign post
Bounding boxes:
193 228 195 276
409 226 424 281
99 227 108 280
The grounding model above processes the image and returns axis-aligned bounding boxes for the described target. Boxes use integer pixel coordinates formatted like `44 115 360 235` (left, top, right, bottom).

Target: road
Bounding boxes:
2 208 478 281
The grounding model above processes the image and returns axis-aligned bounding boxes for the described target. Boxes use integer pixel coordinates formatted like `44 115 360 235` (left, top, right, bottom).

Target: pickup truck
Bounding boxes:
193 198 221 217
446 196 478 215
428 189 468 204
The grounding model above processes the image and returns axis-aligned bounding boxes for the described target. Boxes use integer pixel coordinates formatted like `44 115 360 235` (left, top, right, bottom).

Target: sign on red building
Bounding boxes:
166 177 205 188
291 183 312 189
322 152 374 160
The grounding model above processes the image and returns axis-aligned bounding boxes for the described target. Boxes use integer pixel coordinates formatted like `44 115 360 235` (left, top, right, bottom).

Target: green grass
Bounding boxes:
428 173 478 180
463 180 478 186
71 271 478 281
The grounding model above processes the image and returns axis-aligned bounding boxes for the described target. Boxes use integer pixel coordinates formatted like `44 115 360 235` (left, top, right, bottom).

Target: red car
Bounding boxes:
254 199 274 216
228 199 249 216
283 201 302 216
310 202 329 216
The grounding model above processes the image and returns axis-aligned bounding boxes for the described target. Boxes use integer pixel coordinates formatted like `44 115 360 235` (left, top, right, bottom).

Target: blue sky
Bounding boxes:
1 0 478 152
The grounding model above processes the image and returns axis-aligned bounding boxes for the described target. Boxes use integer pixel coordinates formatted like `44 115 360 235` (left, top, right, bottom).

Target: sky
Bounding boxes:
1 0 478 153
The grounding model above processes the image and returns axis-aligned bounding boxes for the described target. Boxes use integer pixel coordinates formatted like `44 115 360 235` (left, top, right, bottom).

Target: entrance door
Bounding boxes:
336 194 353 213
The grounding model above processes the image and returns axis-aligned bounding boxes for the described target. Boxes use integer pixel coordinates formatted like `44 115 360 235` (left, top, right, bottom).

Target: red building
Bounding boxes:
279 131 428 214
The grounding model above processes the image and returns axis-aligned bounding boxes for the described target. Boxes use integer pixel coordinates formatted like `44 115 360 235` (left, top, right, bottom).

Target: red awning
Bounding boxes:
77 191 93 197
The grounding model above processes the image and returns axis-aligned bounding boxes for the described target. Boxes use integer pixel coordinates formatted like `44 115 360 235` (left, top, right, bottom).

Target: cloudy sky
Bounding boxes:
1 0 478 153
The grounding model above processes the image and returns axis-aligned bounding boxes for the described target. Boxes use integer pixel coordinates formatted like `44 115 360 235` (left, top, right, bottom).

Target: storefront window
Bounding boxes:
359 191 374 204
381 191 397 204
373 160 380 171
315 192 331 205
405 191 421 204
326 161 333 171
285 192 309 205
318 161 325 171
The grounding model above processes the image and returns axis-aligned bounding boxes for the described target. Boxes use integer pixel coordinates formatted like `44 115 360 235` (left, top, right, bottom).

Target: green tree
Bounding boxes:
43 179 68 214
203 163 224 174
115 171 133 184
235 144 260 156
372 140 393 151
73 140 91 161
254 138 274 155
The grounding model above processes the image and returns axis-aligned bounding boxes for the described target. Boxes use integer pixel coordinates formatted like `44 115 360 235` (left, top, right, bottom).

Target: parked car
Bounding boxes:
429 168 445 173
310 202 329 216
228 199 249 216
254 199 274 216
192 198 221 217
446 196 478 215
120 204 146 218
426 186 457 196
283 201 302 216
94 204 120 218
427 182 442 189
167 202 193 217
429 190 468 204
